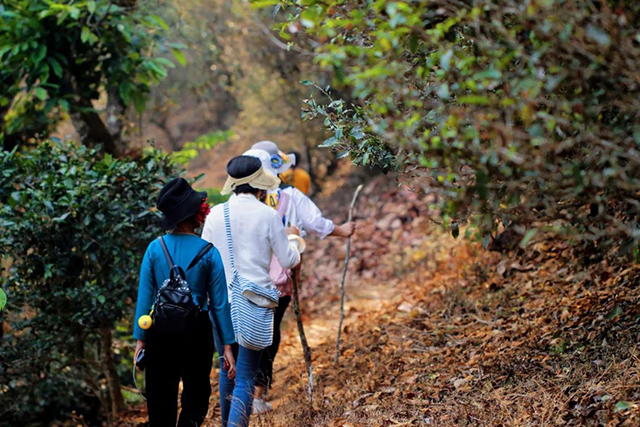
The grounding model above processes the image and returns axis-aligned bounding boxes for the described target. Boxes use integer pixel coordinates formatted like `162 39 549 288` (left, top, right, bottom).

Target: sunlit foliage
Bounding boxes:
0 0 177 152
261 0 640 249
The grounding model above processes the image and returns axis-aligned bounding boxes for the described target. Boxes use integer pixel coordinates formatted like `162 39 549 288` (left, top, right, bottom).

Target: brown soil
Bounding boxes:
118 166 640 426
251 172 640 427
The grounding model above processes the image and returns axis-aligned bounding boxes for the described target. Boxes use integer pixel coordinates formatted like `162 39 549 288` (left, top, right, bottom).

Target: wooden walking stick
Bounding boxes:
334 184 363 364
291 269 314 401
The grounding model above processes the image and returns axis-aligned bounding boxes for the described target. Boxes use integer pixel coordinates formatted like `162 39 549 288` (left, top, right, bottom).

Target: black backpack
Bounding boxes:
152 237 213 335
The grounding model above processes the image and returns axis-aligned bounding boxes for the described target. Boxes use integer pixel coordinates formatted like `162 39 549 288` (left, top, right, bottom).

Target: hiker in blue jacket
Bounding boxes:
133 177 236 427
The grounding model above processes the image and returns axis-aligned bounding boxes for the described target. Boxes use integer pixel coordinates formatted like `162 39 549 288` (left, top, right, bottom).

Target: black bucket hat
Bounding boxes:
156 178 207 230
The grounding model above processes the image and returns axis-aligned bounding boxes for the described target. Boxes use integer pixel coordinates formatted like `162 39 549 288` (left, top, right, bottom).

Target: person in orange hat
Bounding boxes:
280 151 312 195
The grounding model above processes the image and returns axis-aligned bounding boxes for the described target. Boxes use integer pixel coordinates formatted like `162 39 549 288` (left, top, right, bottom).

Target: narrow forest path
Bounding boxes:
248 168 640 427
245 168 474 426
267 268 399 411
119 166 639 427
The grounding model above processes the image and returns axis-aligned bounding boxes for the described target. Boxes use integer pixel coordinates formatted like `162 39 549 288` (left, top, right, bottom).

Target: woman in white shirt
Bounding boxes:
201 155 301 427
243 145 355 413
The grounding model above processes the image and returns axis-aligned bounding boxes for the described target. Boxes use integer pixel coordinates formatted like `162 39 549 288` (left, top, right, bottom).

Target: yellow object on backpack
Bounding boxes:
138 315 152 330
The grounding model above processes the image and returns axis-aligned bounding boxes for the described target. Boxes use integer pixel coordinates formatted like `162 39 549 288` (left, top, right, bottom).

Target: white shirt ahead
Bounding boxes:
201 193 300 298
281 186 335 239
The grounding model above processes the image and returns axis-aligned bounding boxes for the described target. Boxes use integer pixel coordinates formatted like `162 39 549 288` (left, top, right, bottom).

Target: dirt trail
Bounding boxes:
268 273 399 411
248 170 461 426
119 167 639 426
251 170 640 427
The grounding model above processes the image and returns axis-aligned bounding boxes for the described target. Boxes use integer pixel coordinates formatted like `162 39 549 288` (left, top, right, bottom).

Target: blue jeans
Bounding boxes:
212 315 261 427
226 345 261 427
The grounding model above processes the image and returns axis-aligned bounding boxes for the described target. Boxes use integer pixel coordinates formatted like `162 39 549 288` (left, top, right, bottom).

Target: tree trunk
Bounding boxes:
98 324 125 419
1 94 28 152
325 151 341 179
66 67 126 157
70 98 122 157
78 358 111 424
106 87 129 156
302 129 319 195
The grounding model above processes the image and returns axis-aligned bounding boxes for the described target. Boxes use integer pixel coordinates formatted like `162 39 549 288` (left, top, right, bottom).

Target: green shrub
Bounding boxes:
0 0 177 151
263 0 640 249
198 187 230 206
172 130 233 166
0 140 178 424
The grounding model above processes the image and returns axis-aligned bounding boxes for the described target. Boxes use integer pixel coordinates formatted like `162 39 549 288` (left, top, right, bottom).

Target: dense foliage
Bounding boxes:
0 141 177 424
0 0 177 153
262 0 640 250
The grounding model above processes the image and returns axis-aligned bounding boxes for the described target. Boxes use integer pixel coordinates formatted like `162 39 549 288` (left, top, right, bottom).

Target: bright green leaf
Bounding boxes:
148 14 169 30
614 401 633 412
34 87 47 100
473 69 502 80
458 95 490 105
81 27 98 45
172 49 186 66
48 57 63 77
520 228 538 248
155 57 176 69
32 44 47 64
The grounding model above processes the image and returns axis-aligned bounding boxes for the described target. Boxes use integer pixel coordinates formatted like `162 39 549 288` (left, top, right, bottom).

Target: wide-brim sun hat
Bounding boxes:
251 140 296 174
157 177 208 230
221 155 281 196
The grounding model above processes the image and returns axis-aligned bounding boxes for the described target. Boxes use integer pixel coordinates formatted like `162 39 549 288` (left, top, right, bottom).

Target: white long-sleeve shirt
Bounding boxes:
201 194 300 296
281 187 335 239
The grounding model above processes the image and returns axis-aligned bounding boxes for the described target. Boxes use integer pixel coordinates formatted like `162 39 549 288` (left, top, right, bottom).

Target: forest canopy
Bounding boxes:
0 0 177 154
263 0 640 251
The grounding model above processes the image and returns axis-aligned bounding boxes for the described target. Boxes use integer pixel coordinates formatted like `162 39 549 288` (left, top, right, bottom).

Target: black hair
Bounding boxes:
291 150 301 168
234 184 261 195
227 155 261 176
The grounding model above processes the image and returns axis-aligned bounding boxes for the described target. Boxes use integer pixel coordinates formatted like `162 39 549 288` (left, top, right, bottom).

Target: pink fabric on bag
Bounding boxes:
269 190 293 297
270 254 293 297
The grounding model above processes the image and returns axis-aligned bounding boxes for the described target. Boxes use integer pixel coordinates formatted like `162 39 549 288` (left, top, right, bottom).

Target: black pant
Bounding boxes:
255 296 291 389
145 312 214 427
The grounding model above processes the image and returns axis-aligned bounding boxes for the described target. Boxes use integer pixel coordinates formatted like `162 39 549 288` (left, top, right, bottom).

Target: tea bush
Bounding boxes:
0 140 177 424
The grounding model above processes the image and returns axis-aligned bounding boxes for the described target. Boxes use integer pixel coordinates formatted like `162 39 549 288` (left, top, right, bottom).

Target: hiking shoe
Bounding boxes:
252 398 273 414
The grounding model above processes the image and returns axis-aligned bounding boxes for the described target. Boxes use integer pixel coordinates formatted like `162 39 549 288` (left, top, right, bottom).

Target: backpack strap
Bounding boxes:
187 243 213 271
158 236 175 268
158 236 184 280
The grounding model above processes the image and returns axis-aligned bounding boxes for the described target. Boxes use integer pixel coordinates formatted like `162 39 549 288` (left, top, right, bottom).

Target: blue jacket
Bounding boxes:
133 234 235 345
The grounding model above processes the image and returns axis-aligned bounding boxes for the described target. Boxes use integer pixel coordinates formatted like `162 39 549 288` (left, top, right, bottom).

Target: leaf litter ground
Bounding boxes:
119 165 639 426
